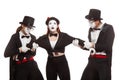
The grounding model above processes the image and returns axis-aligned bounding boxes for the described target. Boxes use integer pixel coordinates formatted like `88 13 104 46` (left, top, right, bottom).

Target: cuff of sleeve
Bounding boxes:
78 39 85 47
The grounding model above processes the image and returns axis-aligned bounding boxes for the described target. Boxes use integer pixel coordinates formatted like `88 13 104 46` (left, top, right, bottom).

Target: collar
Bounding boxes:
19 31 30 37
90 23 104 31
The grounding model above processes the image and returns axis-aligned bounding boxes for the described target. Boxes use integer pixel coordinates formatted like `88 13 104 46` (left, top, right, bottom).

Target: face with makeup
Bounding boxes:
89 20 101 28
88 20 96 28
48 20 58 33
21 25 31 35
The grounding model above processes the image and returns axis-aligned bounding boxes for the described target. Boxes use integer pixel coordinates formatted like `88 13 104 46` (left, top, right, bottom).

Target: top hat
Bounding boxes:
85 9 103 20
19 16 35 28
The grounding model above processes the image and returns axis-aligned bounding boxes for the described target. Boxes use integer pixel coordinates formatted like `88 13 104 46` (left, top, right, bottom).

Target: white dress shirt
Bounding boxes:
91 23 104 43
19 31 31 47
84 23 104 49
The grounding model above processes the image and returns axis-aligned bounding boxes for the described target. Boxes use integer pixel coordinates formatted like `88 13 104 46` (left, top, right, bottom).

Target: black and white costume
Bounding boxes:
4 16 44 80
81 23 115 80
4 32 44 80
35 32 84 80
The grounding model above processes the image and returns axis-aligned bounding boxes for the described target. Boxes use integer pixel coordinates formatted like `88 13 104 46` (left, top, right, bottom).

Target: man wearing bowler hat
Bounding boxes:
80 9 115 80
4 16 44 80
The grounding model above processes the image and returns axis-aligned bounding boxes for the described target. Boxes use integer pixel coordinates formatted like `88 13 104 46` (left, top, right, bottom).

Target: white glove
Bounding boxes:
13 55 19 61
89 48 96 55
32 42 39 49
19 46 30 53
72 39 79 47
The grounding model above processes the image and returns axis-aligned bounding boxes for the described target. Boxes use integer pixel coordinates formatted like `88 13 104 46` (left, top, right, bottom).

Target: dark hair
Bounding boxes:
45 17 60 25
16 26 22 33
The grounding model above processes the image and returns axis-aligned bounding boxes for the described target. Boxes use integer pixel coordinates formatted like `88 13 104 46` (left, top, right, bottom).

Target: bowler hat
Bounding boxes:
19 16 35 28
85 9 103 20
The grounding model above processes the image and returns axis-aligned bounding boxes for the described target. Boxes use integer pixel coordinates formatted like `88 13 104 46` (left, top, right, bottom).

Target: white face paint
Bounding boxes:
89 20 96 28
48 20 58 32
24 27 30 35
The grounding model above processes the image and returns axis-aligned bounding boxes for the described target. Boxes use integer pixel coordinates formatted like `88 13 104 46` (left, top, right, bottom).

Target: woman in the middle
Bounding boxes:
34 17 84 80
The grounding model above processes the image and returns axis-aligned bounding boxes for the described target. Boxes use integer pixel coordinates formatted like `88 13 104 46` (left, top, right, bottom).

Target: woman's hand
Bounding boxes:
19 46 30 53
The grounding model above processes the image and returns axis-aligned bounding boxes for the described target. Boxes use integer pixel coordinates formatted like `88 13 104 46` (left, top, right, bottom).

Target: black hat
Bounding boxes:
85 9 103 20
45 17 60 25
19 16 35 28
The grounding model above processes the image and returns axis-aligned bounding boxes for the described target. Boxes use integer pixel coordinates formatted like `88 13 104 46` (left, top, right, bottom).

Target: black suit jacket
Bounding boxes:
36 32 84 56
4 32 36 57
36 32 75 56
88 23 115 63
4 32 36 80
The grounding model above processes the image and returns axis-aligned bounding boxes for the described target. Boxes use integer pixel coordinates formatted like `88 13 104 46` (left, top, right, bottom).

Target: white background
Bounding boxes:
0 0 119 80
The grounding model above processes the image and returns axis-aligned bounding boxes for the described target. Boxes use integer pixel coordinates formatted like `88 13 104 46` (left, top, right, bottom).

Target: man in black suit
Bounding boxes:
81 9 115 80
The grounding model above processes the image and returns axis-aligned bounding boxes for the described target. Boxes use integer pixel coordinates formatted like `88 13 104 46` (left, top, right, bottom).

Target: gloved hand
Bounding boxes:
84 41 95 49
89 48 96 55
32 42 39 49
72 39 79 47
19 46 30 53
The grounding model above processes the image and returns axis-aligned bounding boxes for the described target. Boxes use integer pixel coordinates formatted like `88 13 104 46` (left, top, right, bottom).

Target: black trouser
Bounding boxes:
46 55 70 80
15 60 44 80
81 59 111 80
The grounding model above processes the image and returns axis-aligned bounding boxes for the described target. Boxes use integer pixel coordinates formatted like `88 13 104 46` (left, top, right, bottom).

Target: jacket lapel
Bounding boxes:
15 32 22 48
44 35 53 50
88 28 92 42
96 23 107 43
54 32 63 49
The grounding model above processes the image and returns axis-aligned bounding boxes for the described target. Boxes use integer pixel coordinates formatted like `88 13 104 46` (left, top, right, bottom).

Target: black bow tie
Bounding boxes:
21 35 30 38
49 33 57 37
90 28 101 31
